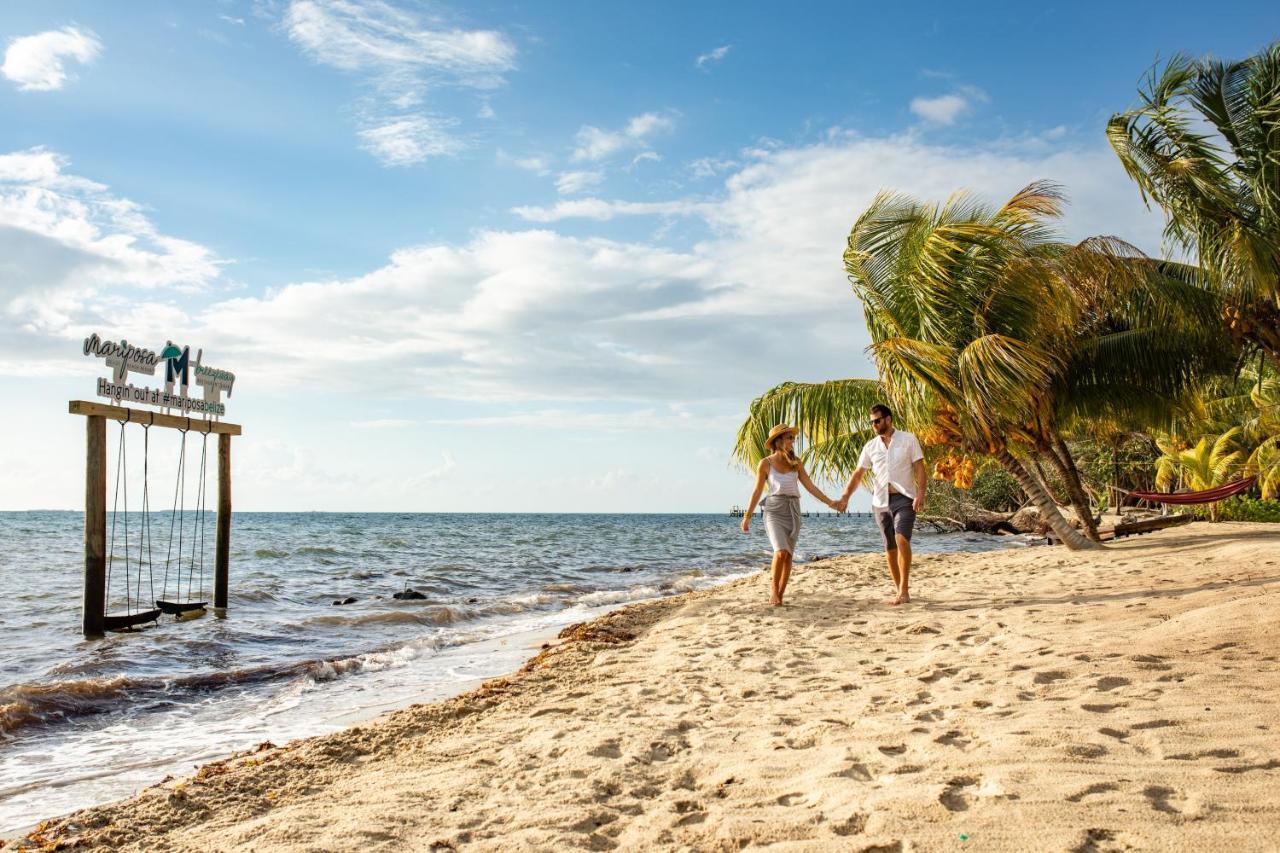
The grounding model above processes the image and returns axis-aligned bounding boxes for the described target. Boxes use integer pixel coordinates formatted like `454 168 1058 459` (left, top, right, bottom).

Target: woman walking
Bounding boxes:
741 424 840 605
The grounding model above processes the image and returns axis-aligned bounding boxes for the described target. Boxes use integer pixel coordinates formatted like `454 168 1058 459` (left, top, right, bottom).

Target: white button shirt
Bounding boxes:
857 429 925 508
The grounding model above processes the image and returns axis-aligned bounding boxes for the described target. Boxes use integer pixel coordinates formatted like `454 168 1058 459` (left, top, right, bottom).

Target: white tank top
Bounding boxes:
768 461 800 497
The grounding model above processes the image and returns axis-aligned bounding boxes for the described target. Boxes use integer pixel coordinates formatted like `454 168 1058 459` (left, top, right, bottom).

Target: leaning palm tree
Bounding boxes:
842 182 1101 549
735 183 1230 549
1108 44 1280 366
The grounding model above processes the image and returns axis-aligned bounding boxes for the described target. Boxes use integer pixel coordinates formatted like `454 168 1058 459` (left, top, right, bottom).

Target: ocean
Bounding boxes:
0 510 1025 833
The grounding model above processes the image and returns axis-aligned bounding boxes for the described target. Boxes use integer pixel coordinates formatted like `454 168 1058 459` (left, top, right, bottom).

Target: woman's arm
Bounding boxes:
741 460 769 532
798 465 836 508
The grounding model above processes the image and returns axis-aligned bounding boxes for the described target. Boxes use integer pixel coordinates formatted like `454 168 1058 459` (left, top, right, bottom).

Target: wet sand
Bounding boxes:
13 522 1280 852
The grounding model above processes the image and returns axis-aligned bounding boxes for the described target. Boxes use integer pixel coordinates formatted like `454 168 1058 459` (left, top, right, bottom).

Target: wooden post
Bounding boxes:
215 432 231 610
83 415 107 637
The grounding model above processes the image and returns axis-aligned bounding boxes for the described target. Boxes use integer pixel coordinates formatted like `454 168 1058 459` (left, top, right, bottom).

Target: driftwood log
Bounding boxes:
919 509 1022 535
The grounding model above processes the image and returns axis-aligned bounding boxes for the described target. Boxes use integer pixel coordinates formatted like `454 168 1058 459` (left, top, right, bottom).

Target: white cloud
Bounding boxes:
910 94 969 124
695 44 731 70
358 116 463 166
631 151 661 167
220 15 247 26
2 27 102 92
688 156 737 179
511 198 707 222
555 170 604 195
284 0 514 80
909 85 989 125
282 0 516 164
0 148 223 374
498 151 551 175
1 133 1166 411
351 418 417 428
572 112 674 162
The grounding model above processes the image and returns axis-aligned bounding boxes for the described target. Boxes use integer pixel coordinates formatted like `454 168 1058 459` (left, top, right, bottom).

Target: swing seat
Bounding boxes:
155 599 208 616
104 609 162 631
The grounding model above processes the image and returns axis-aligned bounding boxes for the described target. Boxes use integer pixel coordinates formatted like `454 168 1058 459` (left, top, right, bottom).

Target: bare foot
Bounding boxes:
889 592 911 606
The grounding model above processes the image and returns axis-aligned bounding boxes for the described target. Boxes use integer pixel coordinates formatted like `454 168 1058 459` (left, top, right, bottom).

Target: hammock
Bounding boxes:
1123 475 1257 505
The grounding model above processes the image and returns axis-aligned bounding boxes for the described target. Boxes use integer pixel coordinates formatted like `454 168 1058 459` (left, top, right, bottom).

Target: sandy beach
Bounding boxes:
12 521 1280 852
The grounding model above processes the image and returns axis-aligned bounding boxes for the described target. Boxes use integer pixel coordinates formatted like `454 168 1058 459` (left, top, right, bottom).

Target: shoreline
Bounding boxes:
12 522 1280 851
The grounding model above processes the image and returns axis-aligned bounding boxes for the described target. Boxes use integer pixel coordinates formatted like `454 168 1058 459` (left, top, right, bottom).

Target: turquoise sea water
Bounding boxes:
0 511 1023 832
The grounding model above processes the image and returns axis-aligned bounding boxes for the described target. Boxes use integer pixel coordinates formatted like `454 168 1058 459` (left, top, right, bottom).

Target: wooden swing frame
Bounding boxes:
69 400 242 637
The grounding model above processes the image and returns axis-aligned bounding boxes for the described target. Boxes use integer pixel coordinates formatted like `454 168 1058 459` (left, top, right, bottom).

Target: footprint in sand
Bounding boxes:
939 776 980 811
1130 719 1179 731
1167 748 1238 760
831 761 874 781
1093 676 1130 692
878 744 907 756
1065 743 1109 759
1066 782 1118 802
1081 703 1126 713
1034 670 1070 685
830 812 869 837
1142 785 1195 815
934 730 971 748
918 666 959 683
1072 827 1132 852
589 739 622 759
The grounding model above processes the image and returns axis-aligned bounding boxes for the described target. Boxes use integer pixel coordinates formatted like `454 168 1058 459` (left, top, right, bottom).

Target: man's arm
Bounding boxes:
911 435 927 512
912 458 927 512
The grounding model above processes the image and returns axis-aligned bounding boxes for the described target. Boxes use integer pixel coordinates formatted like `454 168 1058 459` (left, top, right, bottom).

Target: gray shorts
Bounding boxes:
874 493 916 550
763 494 801 554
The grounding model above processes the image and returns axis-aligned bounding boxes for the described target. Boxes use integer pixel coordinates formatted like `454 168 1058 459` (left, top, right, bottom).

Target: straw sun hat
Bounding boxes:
764 424 799 451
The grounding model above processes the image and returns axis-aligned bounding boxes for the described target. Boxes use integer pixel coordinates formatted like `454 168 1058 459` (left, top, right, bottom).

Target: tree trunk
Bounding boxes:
995 448 1101 550
1046 434 1101 542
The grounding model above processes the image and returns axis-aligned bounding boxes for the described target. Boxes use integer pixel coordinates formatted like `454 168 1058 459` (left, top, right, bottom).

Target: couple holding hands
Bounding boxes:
741 404 926 607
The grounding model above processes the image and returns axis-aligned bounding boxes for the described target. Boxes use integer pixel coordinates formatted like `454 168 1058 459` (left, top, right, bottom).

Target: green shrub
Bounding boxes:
967 464 1024 512
1188 497 1280 523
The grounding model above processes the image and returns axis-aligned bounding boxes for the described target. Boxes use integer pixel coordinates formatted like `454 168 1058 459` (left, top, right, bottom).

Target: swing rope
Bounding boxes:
186 430 210 602
105 422 126 616
140 421 157 607
162 428 188 603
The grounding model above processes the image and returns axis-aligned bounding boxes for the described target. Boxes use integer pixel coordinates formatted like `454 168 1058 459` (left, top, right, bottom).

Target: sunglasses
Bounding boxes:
870 415 888 425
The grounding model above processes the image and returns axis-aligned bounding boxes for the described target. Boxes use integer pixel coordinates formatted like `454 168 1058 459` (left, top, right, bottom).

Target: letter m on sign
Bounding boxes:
163 343 192 390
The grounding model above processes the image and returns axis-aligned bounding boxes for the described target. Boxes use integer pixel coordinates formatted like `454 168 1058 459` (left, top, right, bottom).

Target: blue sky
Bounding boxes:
1 1 1275 511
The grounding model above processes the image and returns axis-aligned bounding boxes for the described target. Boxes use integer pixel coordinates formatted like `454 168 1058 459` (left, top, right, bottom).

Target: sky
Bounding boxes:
0 1 1275 512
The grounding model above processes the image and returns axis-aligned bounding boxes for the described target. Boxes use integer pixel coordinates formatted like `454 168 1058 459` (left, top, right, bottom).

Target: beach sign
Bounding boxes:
83 332 236 416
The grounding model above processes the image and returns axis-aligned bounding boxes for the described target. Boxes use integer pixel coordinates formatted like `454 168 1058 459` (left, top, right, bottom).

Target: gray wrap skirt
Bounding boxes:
763 494 801 554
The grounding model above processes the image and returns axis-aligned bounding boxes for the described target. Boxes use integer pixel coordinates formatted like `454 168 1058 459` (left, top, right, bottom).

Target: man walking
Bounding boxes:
835 405 926 605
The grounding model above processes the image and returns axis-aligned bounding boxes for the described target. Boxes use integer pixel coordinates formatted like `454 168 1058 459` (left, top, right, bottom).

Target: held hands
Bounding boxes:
833 497 849 513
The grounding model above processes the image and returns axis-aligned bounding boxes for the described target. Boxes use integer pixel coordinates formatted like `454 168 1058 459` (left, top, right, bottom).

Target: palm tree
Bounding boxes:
1108 44 1280 366
1155 429 1243 521
734 182 1229 549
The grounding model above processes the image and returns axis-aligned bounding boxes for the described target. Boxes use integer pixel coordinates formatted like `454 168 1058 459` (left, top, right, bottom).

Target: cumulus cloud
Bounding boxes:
572 112 674 162
282 0 516 164
0 148 223 374
2 27 102 92
1 133 1165 409
695 44 731 70
910 85 988 125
